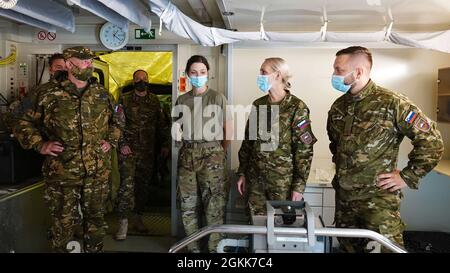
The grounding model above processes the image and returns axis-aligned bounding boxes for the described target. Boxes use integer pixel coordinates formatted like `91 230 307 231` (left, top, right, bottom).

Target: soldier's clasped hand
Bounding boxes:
120 145 132 156
100 140 111 153
40 141 64 156
291 191 303 201
237 175 246 196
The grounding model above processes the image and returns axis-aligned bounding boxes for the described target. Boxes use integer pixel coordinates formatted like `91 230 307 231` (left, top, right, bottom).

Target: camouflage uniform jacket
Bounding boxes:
327 80 444 198
238 91 317 193
119 90 169 152
2 79 59 134
13 79 122 181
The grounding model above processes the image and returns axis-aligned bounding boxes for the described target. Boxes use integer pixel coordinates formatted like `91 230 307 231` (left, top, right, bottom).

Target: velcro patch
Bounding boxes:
300 132 313 144
405 110 418 124
297 119 311 130
115 105 123 114
414 116 430 132
100 92 108 99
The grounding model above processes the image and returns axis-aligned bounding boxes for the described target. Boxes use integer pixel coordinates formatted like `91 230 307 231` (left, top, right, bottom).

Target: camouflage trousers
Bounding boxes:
177 145 228 253
117 153 155 219
246 169 292 216
335 190 405 253
44 171 110 253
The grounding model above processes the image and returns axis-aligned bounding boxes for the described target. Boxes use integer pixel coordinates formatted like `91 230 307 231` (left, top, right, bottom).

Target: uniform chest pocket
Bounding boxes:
354 114 391 145
86 96 109 129
329 114 345 134
51 97 78 125
86 95 110 132
91 95 109 115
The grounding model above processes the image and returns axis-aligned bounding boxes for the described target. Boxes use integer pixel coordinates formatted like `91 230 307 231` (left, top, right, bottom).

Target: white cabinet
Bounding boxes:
323 188 335 207
304 185 335 227
302 192 323 207
322 207 335 226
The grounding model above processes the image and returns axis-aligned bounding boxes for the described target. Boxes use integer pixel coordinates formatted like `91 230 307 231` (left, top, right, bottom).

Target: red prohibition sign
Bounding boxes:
47 32 56 41
37 31 47 40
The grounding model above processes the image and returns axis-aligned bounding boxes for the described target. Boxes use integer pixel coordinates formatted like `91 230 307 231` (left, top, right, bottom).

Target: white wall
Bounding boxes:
230 47 450 182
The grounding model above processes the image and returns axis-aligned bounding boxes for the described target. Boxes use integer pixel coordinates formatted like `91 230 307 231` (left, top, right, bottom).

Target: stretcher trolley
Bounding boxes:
169 201 407 253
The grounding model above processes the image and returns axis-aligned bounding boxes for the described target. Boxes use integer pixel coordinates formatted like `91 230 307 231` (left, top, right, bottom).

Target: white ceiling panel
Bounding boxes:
216 0 450 32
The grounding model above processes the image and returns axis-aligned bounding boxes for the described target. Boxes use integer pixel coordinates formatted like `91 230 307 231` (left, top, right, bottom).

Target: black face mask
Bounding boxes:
52 70 68 82
134 80 147 92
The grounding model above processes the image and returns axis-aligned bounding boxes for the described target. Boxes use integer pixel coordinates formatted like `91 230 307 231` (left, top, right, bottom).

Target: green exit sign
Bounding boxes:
135 29 155 39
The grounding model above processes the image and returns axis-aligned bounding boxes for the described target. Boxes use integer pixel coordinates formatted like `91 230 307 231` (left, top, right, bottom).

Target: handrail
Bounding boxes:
0 181 44 203
168 224 407 253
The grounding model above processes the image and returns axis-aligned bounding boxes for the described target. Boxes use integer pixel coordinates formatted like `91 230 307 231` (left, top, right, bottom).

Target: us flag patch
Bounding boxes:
405 111 418 124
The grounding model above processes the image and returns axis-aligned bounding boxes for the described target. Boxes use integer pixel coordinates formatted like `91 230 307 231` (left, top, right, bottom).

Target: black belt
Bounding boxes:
182 141 221 148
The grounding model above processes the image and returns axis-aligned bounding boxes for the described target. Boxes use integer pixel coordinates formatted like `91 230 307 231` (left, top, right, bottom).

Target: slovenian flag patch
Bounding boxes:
405 111 418 124
297 119 310 130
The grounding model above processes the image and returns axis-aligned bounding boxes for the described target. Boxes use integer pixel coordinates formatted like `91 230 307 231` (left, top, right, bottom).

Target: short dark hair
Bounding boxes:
133 69 148 80
336 46 373 68
48 53 64 67
185 55 209 74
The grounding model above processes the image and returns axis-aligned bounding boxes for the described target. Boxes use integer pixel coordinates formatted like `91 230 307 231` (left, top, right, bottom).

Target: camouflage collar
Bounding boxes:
60 79 75 91
347 79 376 102
59 79 89 95
133 91 150 101
269 90 291 107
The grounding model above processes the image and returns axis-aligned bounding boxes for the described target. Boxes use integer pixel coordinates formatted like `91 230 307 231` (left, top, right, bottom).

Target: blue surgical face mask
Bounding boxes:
331 71 356 93
189 75 208 88
257 74 272 93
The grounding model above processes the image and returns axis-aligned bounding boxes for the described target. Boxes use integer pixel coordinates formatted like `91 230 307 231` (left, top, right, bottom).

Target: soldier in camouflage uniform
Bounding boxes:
115 70 170 240
13 46 122 252
174 55 231 253
3 53 68 134
237 57 316 216
327 46 444 252
22 53 68 101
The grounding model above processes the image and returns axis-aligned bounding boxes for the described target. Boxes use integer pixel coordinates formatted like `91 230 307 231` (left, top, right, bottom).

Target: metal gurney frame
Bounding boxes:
169 201 407 253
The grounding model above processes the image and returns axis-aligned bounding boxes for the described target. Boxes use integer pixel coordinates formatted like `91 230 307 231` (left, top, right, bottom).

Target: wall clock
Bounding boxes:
99 22 129 50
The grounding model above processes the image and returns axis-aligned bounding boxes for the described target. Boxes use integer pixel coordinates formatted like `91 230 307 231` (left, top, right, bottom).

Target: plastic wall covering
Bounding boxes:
99 51 172 99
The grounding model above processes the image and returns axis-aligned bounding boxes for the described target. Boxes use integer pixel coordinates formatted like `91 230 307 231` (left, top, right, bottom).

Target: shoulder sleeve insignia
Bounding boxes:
115 104 123 114
297 119 311 130
300 132 313 144
414 116 430 132
100 92 108 100
405 110 418 124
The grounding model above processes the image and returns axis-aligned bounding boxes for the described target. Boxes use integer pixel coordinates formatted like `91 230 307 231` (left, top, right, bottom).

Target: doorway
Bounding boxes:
94 47 177 244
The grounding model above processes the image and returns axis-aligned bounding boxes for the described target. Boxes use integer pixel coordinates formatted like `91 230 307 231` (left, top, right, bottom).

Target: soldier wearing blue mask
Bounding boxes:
331 70 357 93
237 57 317 216
174 55 231 252
327 46 444 252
